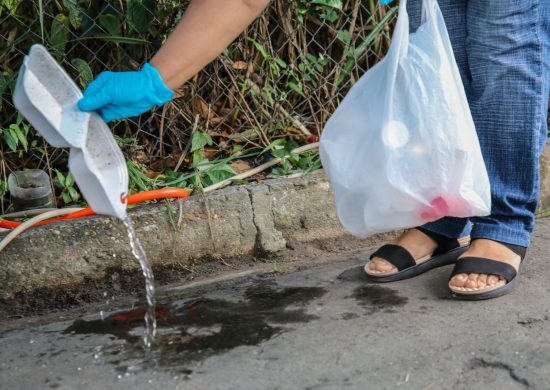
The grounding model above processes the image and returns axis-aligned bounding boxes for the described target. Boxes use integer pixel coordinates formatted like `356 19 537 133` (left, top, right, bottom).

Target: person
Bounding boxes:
78 0 550 300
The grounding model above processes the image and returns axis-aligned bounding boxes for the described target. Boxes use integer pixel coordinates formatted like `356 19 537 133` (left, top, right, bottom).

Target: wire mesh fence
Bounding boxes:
0 0 397 211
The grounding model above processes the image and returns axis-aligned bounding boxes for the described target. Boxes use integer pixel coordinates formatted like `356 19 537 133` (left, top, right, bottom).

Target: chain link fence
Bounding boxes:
0 0 396 211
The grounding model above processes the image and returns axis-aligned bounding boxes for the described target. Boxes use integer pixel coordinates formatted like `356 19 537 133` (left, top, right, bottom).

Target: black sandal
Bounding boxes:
448 240 527 300
364 227 470 282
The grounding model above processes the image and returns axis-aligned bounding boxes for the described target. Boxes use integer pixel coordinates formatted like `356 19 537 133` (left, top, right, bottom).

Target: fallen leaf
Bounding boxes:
145 170 162 179
230 160 252 174
131 150 148 163
232 60 248 70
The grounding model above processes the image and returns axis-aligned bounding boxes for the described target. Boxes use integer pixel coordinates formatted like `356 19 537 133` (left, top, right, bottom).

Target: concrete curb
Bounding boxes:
0 171 346 299
2 144 550 299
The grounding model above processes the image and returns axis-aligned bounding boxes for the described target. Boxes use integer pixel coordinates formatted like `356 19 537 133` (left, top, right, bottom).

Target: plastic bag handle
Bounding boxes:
392 0 438 56
390 0 409 61
421 0 438 24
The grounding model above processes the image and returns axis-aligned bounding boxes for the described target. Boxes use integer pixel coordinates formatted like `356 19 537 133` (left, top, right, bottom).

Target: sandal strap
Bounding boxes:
415 227 462 255
369 244 415 271
449 257 518 282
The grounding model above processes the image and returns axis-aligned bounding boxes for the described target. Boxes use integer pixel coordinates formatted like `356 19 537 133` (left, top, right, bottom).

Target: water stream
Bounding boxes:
122 216 156 348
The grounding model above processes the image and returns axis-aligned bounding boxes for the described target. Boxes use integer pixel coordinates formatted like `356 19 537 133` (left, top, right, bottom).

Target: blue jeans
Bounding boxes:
407 0 550 247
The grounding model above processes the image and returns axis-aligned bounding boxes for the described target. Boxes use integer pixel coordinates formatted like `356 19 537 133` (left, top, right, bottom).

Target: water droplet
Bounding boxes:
99 311 105 320
77 367 82 371
29 340 34 344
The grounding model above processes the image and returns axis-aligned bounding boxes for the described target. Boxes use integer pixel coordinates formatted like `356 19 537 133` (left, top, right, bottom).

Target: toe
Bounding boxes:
450 273 468 287
465 273 479 289
477 274 488 288
487 275 500 286
366 257 397 274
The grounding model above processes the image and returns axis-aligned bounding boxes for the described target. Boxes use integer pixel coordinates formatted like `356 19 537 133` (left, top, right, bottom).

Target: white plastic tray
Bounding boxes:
13 44 128 219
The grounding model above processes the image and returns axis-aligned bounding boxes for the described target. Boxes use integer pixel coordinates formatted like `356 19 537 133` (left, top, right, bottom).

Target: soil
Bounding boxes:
18 182 43 189
0 232 397 333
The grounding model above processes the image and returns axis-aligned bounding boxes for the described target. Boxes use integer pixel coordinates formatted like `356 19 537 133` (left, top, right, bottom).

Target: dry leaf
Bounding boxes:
145 170 162 179
230 160 252 174
232 60 248 70
131 150 148 163
191 98 210 116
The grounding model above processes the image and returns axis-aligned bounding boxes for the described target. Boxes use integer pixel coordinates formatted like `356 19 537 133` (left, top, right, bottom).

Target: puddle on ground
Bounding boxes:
63 281 326 374
351 285 408 314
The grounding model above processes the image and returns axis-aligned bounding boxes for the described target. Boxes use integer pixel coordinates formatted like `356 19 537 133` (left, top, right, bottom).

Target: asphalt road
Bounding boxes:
2 220 550 390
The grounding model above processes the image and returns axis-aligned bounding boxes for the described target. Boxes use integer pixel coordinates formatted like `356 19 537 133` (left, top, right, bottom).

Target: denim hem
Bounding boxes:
421 218 471 238
470 224 531 247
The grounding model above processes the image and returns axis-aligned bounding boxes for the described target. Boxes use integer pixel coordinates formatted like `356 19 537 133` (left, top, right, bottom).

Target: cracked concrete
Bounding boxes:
248 185 286 254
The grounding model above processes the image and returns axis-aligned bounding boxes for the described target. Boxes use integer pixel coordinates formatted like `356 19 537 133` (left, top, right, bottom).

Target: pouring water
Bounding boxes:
14 45 157 348
122 216 157 348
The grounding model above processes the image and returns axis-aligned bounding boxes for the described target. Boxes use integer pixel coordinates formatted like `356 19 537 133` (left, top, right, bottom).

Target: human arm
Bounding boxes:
78 0 271 121
151 0 270 90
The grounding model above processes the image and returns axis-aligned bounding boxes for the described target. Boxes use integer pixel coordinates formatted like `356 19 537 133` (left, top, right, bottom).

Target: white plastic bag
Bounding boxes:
320 0 491 238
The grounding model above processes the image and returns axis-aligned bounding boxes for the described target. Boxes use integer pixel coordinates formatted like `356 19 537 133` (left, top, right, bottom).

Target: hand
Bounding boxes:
77 63 174 122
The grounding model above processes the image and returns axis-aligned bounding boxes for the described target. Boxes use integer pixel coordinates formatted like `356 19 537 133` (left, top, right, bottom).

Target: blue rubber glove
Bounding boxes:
379 0 394 4
77 63 174 122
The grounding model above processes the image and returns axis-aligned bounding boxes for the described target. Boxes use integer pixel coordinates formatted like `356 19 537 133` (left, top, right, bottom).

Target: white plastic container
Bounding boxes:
13 44 128 220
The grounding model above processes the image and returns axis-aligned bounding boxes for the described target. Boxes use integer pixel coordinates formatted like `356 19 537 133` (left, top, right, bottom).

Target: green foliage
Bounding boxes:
296 0 343 23
0 180 8 203
71 58 93 88
54 170 81 204
0 0 20 16
126 0 156 34
1 114 30 154
266 139 322 178
50 14 70 59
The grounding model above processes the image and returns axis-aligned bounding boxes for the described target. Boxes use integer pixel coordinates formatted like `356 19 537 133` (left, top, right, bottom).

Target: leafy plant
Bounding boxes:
1 114 30 154
189 130 236 190
296 0 344 23
54 170 80 204
266 139 322 178
0 0 20 16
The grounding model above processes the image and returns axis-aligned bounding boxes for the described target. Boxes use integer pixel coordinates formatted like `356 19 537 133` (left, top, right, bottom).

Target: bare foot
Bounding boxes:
449 239 521 292
364 229 439 276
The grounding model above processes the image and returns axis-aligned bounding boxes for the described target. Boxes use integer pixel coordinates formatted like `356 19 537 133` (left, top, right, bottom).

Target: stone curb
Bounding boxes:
2 144 550 299
0 171 347 299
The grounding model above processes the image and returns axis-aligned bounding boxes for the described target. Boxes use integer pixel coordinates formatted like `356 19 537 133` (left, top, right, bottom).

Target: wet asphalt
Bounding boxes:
2 219 550 390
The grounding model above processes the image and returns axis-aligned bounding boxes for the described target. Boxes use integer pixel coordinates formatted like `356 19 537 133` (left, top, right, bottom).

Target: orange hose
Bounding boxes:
0 188 190 229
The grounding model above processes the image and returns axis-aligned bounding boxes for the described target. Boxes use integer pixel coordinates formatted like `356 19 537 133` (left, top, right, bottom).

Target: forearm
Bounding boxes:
150 0 270 90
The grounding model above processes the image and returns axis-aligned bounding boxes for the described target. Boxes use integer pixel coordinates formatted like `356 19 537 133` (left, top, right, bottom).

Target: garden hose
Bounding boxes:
0 188 190 252
0 208 82 252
